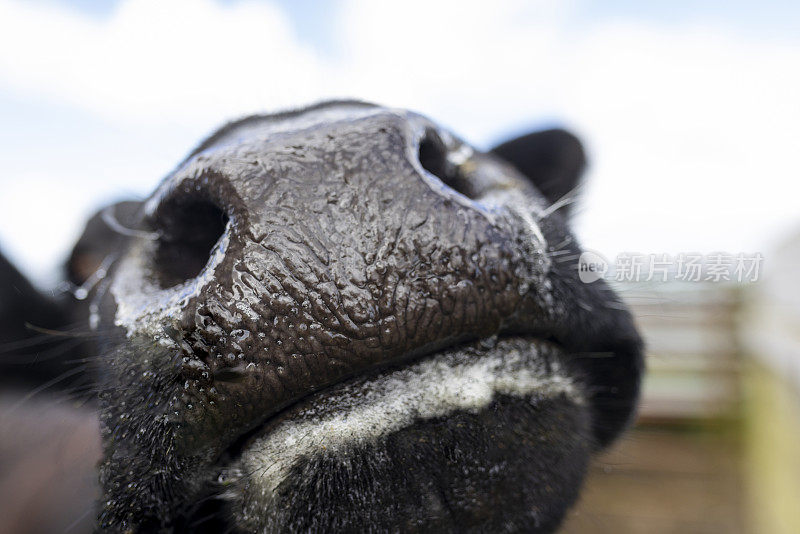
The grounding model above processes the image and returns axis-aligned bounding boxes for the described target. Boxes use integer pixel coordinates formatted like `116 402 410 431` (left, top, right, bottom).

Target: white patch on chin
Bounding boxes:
225 339 580 516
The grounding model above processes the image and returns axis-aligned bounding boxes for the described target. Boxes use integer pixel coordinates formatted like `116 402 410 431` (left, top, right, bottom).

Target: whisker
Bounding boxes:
538 182 585 219
24 322 98 339
62 504 95 533
0 337 83 365
5 365 89 413
101 204 158 240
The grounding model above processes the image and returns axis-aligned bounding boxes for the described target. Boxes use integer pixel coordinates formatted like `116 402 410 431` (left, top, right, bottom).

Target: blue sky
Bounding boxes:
32 0 800 40
1 0 799 286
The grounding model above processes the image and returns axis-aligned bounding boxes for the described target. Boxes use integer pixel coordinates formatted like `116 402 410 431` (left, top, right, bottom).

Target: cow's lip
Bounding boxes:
212 333 570 469
175 334 577 531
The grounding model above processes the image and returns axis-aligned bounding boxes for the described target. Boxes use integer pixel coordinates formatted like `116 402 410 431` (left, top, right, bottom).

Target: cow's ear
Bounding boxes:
67 200 143 286
490 129 587 215
0 250 65 343
0 249 81 390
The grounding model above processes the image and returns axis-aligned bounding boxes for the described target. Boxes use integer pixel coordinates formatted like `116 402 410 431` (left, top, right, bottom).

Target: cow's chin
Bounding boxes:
218 337 592 533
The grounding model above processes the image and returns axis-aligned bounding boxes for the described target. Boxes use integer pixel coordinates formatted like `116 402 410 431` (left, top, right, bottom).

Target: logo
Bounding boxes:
578 250 609 283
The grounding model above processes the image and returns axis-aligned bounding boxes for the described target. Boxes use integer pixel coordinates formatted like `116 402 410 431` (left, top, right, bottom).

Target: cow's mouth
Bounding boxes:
174 334 581 532
219 334 574 461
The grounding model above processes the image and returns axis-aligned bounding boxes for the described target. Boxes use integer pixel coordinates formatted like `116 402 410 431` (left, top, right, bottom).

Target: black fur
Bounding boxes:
261 394 589 533
0 251 85 390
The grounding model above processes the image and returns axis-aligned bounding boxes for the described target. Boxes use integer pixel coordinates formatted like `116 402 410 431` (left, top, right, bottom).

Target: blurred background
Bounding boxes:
0 0 798 532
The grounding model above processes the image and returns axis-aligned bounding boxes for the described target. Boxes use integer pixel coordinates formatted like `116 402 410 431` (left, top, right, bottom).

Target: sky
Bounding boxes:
0 0 799 287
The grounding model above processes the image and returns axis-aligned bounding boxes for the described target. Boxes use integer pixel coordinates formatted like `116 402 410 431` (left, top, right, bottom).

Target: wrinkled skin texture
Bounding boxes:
0 101 642 533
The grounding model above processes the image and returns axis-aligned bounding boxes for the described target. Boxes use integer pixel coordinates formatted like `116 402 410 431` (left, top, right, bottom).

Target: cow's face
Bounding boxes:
94 101 642 532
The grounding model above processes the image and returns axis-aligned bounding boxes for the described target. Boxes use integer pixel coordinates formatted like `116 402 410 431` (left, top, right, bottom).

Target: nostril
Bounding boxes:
418 130 448 181
151 196 228 288
418 129 476 199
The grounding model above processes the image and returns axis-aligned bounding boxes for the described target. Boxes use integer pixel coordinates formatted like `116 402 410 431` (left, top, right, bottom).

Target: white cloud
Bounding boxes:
0 0 799 286
0 0 327 126
562 22 800 256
